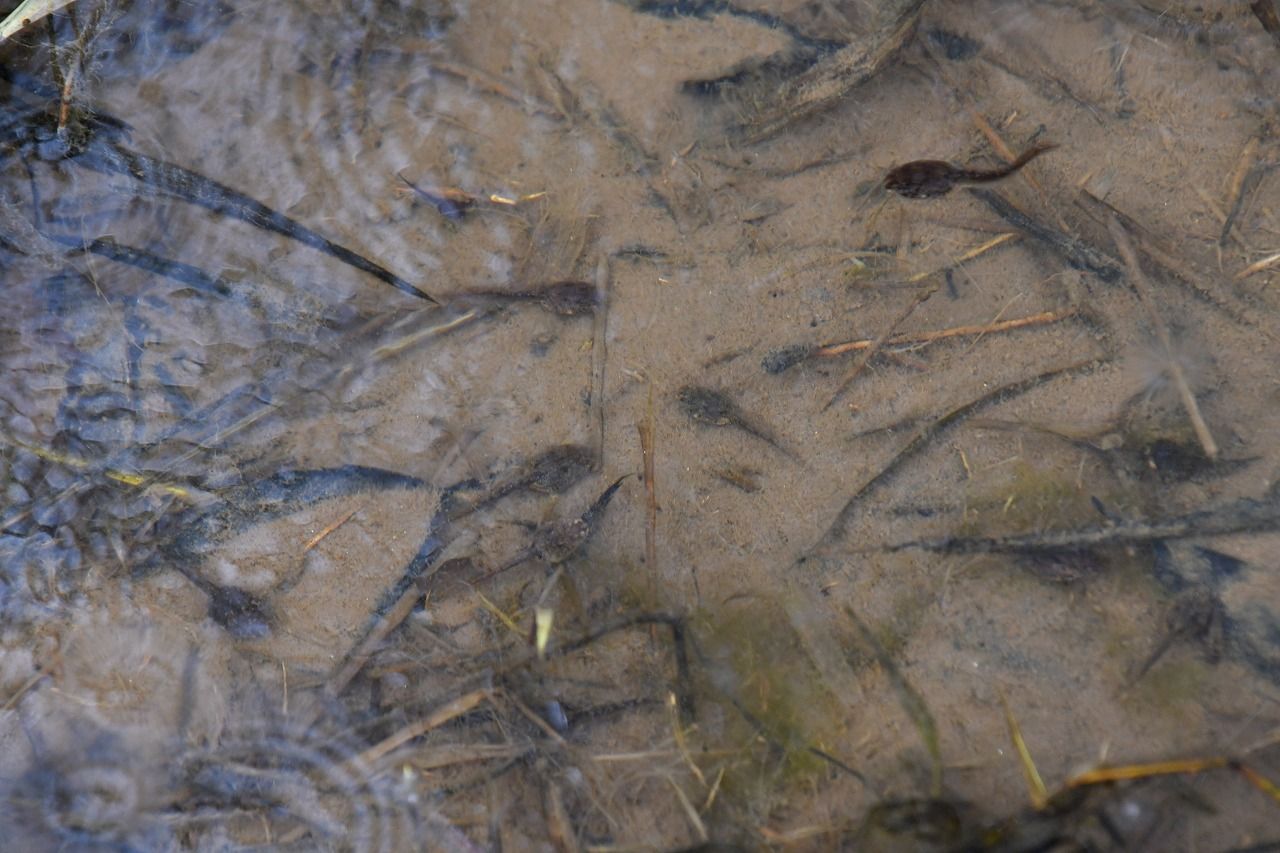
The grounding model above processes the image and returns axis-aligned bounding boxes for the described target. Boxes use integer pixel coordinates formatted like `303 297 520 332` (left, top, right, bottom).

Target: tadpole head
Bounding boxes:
761 343 815 375
527 444 596 494
206 586 272 639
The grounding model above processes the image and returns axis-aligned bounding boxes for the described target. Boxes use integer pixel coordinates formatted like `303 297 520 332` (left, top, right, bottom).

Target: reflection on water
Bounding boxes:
2 0 1280 848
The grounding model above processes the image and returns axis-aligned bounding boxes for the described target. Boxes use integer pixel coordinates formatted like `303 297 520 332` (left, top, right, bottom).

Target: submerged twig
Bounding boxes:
481 610 696 723
999 691 1048 810
823 284 938 411
638 384 659 601
874 491 1280 556
765 307 1076 375
902 232 1019 283
1235 250 1280 280
590 255 610 470
971 188 1122 283
48 233 233 297
353 689 492 768
1074 189 1261 330
735 0 926 143
814 357 1106 552
1253 0 1280 45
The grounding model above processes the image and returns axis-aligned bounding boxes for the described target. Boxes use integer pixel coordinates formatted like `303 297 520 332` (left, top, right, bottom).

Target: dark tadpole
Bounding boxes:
677 385 799 461
450 443 597 519
198 579 273 639
488 474 630 576
884 143 1057 199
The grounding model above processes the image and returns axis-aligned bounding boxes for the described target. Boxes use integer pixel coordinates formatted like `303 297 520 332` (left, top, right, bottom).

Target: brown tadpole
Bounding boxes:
486 474 631 577
884 143 1058 199
677 385 799 462
452 443 597 519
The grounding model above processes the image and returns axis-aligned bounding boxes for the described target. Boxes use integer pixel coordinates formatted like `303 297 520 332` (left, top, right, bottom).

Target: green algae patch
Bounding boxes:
692 595 851 784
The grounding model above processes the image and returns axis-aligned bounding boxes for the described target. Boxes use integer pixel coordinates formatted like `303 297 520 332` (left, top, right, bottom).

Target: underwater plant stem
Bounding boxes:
590 255 610 469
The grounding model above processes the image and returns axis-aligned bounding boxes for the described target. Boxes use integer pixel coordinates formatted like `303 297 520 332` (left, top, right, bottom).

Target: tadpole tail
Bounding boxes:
580 474 632 531
974 142 1059 183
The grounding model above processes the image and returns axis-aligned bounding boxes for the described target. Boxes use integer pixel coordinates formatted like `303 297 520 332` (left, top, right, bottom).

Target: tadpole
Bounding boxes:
677 385 799 461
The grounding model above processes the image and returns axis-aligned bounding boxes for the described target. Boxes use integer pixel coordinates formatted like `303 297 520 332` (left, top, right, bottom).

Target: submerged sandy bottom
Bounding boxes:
1 0 1279 848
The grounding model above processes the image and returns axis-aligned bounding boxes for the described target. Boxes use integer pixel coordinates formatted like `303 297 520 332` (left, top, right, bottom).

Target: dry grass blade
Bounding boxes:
367 309 482 363
667 776 708 843
323 577 429 702
968 113 1068 233
1067 757 1227 786
999 690 1048 810
667 691 705 786
355 689 491 768
1236 763 1280 805
845 608 942 796
414 742 532 771
903 232 1019 283
1 0 77 41
302 506 361 553
1067 756 1280 806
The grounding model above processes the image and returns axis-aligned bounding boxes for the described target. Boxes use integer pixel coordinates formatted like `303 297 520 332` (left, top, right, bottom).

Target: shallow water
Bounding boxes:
2 0 1280 849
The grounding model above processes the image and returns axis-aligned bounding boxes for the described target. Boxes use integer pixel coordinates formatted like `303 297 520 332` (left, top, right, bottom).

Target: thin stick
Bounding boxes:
823 284 938 411
354 689 491 768
1 0 79 41
816 308 1074 359
1107 216 1218 459
2 667 47 711
367 308 481 363
590 255 610 470
903 232 1018 283
1235 251 1280 280
325 570 433 701
1075 188 1257 324
813 357 1104 551
667 775 708 843
637 384 658 601
737 1 926 143
412 743 531 771
302 506 361 553
667 692 705 786
544 780 581 853
420 57 563 120
1067 756 1228 787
